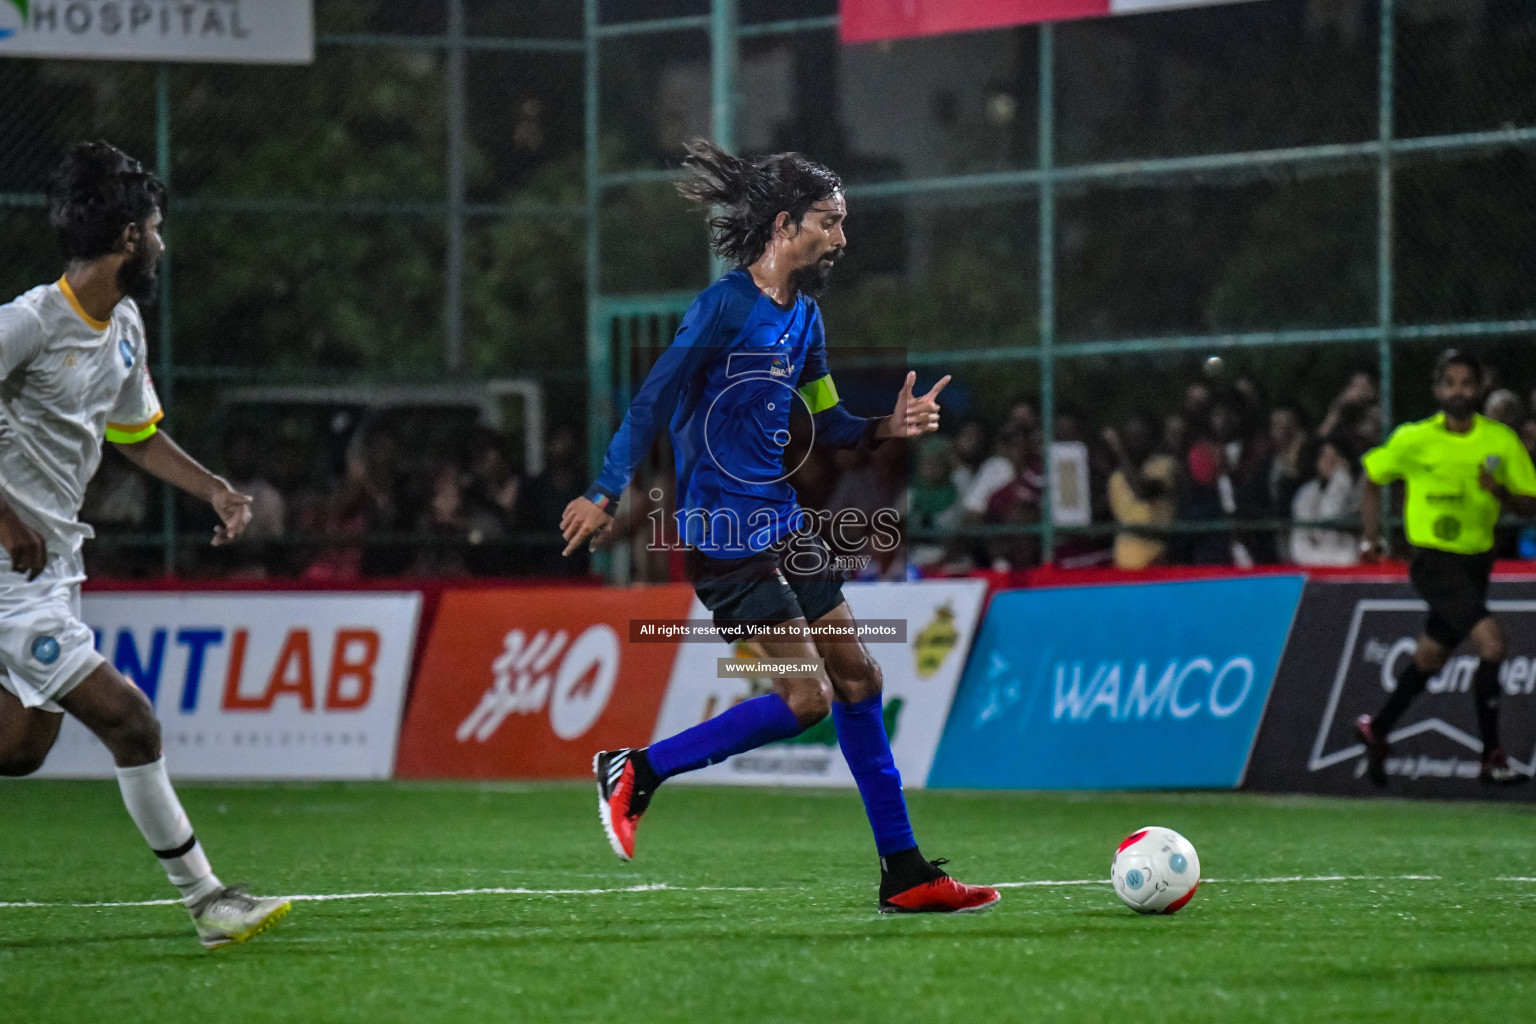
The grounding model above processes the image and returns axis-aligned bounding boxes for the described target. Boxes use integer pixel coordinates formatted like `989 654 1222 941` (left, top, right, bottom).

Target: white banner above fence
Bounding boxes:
0 1 314 64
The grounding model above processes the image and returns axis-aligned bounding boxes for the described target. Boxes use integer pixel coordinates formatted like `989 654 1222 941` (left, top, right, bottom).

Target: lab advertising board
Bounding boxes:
36 592 420 779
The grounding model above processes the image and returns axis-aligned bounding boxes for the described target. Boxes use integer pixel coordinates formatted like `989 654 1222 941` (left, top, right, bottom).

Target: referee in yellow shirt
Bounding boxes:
1356 350 1536 787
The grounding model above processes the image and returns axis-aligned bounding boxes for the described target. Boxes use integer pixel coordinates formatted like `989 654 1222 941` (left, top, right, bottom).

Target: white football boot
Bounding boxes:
190 884 292 949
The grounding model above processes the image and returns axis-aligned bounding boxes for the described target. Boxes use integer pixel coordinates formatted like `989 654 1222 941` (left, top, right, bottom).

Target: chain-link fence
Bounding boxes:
1 0 1533 579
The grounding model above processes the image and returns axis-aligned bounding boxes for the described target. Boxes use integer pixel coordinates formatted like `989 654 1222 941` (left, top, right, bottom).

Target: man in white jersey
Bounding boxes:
0 142 290 948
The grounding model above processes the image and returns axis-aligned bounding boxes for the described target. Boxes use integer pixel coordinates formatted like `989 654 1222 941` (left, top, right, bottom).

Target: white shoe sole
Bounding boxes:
593 752 632 862
200 899 292 950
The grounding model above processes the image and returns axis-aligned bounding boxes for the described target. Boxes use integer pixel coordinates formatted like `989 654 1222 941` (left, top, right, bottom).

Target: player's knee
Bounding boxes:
96 692 162 765
785 678 832 728
120 705 162 764
1414 642 1451 673
827 648 883 704
860 653 884 696
1478 632 1508 663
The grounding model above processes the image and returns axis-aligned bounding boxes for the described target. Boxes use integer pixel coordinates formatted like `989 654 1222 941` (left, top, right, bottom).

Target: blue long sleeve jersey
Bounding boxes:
584 269 880 557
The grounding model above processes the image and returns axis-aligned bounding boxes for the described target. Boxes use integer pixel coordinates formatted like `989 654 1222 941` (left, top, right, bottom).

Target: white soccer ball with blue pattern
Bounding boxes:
1111 826 1201 914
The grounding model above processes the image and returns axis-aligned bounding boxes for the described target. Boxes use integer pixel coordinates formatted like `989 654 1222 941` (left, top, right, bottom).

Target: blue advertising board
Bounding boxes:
928 576 1305 790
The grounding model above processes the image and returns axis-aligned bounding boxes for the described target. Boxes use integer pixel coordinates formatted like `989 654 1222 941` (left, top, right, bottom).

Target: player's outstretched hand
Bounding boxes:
881 372 951 440
210 485 254 546
561 495 615 556
0 502 47 579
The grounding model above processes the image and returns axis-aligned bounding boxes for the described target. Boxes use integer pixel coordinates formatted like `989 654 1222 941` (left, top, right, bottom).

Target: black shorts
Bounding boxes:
686 534 848 642
1409 547 1496 648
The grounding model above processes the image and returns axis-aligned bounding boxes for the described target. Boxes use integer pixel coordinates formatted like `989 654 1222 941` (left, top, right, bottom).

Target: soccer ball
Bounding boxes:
1110 826 1201 915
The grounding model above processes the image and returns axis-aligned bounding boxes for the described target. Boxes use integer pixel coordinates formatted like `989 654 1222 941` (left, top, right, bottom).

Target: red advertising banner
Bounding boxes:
839 0 1260 43
395 585 695 779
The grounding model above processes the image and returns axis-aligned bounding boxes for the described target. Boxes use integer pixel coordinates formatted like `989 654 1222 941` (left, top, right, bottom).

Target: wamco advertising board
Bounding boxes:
929 577 1303 790
651 580 986 789
37 592 421 779
1246 579 1536 801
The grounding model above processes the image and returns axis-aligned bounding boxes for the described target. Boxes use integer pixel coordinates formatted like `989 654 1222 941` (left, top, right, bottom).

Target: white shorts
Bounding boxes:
0 549 105 712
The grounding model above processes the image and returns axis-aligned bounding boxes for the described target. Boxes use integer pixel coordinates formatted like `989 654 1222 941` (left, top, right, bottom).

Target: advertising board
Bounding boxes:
651 580 987 788
1246 580 1536 800
395 585 694 779
38 592 420 779
929 577 1303 789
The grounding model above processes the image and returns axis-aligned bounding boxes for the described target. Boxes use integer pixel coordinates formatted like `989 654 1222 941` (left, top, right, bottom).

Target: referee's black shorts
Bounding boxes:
686 534 848 642
1409 546 1497 648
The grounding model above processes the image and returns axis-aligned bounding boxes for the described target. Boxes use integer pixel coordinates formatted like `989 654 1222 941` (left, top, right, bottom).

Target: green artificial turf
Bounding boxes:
4 782 1536 1023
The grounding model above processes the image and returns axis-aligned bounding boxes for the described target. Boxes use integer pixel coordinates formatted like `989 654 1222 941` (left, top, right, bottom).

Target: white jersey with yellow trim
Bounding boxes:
0 278 163 555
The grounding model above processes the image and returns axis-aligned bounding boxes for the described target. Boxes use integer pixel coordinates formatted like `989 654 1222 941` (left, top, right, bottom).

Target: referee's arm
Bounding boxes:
1358 433 1405 560
1481 438 1536 516
1359 478 1386 560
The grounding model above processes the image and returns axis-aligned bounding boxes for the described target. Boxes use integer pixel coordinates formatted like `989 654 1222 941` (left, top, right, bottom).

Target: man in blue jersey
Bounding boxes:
562 140 998 914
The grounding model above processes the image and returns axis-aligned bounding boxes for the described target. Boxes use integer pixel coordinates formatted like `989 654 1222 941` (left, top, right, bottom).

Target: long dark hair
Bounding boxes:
675 139 843 268
47 140 167 261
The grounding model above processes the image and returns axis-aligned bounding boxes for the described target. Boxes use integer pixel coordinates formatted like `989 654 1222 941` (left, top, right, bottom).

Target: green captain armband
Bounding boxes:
106 412 163 445
798 374 840 415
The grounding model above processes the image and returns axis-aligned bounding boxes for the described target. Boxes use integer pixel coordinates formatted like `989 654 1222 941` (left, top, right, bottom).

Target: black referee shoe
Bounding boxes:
1479 748 1531 787
1355 715 1389 788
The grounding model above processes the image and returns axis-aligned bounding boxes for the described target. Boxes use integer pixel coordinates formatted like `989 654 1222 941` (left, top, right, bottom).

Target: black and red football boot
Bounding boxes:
1355 714 1389 788
593 748 657 861
878 854 1000 914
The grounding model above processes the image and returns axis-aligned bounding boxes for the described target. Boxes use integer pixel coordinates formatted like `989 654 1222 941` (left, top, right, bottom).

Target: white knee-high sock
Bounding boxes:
114 758 221 906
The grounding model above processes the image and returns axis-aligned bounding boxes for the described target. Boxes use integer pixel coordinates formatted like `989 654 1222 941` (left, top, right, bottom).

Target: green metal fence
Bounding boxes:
2 0 1533 575
587 0 1536 568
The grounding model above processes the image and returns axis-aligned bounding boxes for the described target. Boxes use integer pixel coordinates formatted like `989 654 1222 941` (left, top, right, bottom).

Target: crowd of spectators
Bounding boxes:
901 371 1536 574
82 421 589 581
78 369 1536 580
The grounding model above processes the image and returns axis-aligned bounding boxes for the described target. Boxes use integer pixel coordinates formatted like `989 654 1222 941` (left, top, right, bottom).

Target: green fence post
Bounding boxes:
156 63 176 576
710 0 738 282
1376 0 1395 552
446 0 466 373
584 0 612 578
1038 24 1056 565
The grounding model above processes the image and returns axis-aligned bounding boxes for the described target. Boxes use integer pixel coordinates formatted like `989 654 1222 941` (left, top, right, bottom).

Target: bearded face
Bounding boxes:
1438 390 1477 419
117 239 159 305
117 211 163 306
1434 365 1481 420
784 194 847 298
789 247 843 298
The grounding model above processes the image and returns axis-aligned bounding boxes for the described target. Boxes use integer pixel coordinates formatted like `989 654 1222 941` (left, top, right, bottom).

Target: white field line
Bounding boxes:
991 873 1443 889
0 873 1498 910
0 883 761 910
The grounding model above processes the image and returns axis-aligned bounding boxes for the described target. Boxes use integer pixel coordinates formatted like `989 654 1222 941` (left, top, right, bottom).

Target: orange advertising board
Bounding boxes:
395 585 694 778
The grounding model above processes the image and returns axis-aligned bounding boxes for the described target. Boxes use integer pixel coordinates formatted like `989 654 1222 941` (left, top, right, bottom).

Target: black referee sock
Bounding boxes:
1376 660 1433 734
1472 659 1505 755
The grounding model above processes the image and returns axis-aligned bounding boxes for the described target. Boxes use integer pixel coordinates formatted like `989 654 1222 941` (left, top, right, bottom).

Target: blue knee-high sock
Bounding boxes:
833 695 916 857
647 693 804 780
